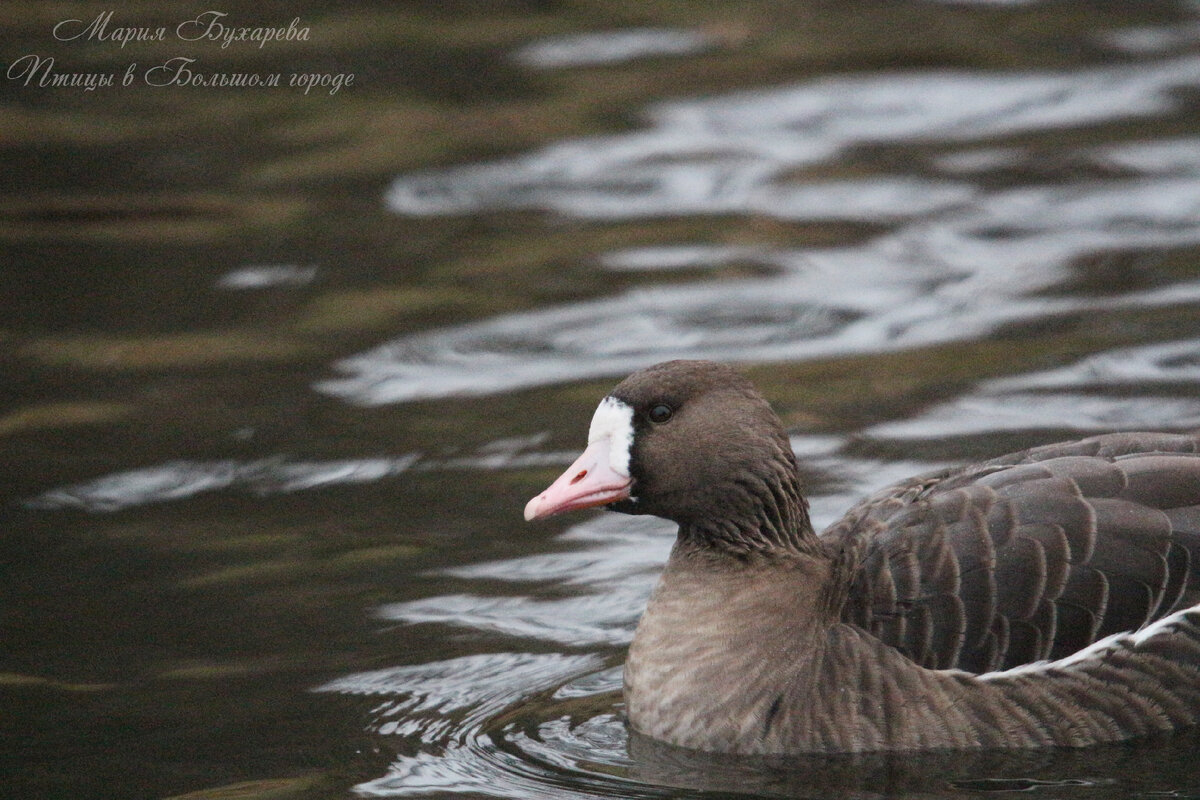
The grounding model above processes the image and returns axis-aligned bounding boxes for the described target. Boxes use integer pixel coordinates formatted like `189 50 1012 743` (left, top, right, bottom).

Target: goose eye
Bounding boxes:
648 404 673 424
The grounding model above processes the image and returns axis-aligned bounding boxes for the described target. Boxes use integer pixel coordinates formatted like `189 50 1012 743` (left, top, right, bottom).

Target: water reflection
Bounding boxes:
320 60 1200 405
317 249 1200 404
25 456 421 512
25 435 567 512
988 339 1200 388
316 653 615 798
512 28 714 69
385 58 1200 220
215 264 318 289
869 339 1200 439
318 652 606 739
869 392 1200 439
377 514 672 647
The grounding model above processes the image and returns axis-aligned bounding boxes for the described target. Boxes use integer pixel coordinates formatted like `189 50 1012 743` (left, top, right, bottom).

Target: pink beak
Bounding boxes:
524 437 633 521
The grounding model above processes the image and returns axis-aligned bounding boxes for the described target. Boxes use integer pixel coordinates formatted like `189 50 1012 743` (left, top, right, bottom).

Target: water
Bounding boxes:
5 1 1200 798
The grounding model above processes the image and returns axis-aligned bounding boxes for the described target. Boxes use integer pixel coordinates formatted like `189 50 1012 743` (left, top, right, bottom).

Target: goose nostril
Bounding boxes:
570 469 588 484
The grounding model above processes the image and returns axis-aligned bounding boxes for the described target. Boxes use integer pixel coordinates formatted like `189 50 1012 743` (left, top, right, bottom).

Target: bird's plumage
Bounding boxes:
526 360 1200 754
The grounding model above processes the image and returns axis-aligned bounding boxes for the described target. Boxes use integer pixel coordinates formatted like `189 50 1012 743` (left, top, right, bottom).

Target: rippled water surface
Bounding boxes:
5 1 1200 798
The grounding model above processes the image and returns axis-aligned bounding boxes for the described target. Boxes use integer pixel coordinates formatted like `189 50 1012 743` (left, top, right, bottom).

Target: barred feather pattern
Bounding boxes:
627 431 1200 753
812 432 1200 752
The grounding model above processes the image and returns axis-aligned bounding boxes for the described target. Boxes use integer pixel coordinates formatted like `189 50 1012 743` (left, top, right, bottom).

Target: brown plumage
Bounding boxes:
524 360 1200 754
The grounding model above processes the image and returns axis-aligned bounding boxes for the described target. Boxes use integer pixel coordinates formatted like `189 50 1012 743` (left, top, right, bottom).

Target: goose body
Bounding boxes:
525 360 1200 754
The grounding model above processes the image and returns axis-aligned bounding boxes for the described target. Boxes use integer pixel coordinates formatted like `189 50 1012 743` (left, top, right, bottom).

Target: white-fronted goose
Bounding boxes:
525 360 1200 754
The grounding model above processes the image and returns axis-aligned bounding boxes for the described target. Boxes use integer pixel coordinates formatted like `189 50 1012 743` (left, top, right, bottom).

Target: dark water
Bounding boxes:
5 1 1200 798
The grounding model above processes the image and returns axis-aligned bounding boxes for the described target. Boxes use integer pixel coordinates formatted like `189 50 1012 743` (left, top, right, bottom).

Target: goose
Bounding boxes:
524 360 1200 754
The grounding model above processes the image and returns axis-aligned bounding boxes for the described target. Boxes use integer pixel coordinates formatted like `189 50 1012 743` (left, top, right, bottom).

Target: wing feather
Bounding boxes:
831 431 1200 672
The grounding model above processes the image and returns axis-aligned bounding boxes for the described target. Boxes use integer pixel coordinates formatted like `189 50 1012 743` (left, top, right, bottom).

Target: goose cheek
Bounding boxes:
524 437 633 521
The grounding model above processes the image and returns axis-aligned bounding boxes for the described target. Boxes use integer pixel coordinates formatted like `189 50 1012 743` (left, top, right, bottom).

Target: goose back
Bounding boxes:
833 432 1200 674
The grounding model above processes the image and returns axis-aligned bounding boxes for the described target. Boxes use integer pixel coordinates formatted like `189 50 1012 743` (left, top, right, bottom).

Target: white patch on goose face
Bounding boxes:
588 396 634 478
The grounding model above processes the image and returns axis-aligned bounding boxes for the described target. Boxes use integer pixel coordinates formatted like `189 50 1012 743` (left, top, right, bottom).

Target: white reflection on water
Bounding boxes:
215 264 318 289
320 55 1200 406
1090 137 1200 175
317 256 1200 405
25 436 566 512
868 394 1200 440
988 340 1200 389
316 653 618 799
377 514 673 647
25 456 421 512
1103 23 1200 55
869 339 1200 440
512 28 713 69
31 326 1200 515
317 652 603 723
386 58 1200 219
